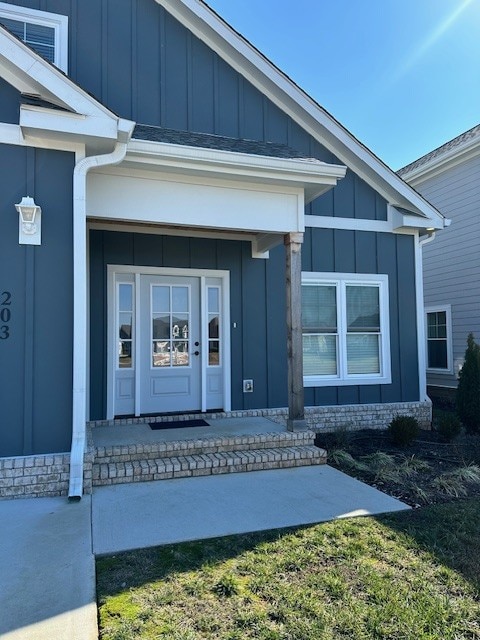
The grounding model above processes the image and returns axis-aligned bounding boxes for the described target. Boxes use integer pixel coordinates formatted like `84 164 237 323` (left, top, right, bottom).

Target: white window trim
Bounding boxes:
425 305 453 374
302 272 392 387
0 2 68 72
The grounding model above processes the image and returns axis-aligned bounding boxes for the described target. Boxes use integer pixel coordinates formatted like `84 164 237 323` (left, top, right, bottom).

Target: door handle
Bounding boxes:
194 351 200 356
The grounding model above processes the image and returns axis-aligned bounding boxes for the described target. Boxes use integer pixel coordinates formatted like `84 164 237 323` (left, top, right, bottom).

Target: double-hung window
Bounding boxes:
425 306 452 373
302 273 391 386
0 2 68 72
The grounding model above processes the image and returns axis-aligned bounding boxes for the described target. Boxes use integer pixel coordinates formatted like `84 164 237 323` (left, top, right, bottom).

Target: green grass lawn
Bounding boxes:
97 498 480 640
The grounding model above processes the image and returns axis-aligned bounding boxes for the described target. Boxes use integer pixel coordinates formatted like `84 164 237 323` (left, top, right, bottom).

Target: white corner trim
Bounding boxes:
155 0 445 229
415 232 428 401
0 1 68 72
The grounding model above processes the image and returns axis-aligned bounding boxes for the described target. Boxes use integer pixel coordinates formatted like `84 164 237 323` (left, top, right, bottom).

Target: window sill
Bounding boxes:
304 374 392 387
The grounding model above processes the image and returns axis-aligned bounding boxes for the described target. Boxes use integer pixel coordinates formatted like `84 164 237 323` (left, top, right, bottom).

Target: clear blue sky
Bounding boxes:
205 0 480 170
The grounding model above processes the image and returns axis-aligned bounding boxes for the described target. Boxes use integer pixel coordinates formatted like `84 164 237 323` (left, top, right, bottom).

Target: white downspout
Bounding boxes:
415 229 436 403
68 118 135 500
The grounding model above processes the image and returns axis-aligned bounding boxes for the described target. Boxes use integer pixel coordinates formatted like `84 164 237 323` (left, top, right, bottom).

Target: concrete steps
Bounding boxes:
92 430 326 487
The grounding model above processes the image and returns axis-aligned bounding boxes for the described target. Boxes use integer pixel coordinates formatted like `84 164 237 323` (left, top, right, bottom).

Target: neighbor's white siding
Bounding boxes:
416 153 480 388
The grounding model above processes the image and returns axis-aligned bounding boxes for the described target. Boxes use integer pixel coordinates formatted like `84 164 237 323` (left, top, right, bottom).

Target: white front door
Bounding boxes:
140 275 201 414
108 267 230 418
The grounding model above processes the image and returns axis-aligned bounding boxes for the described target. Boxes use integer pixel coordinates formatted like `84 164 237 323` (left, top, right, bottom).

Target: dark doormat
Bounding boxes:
149 419 209 430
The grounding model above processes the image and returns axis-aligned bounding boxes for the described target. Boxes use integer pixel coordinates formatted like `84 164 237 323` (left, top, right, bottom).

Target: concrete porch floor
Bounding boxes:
90 416 287 447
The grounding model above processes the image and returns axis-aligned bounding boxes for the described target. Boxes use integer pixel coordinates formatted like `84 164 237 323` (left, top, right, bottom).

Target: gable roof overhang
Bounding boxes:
156 0 446 231
398 124 480 186
0 25 123 151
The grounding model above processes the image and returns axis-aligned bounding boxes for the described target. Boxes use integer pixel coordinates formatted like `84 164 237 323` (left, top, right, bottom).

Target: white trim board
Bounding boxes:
87 168 305 235
106 266 231 419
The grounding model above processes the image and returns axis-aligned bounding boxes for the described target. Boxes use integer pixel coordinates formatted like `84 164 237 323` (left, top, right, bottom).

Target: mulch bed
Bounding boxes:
316 428 480 507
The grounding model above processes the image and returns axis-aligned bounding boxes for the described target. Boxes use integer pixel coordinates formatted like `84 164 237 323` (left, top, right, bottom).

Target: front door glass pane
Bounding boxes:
118 284 133 369
172 287 188 312
207 287 221 367
152 315 170 340
152 285 190 368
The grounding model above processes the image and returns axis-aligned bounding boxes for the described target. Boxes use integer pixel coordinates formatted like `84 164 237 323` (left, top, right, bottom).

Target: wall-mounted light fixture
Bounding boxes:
15 196 42 245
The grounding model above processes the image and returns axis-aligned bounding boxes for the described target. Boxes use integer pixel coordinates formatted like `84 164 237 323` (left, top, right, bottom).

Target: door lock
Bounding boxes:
194 351 200 356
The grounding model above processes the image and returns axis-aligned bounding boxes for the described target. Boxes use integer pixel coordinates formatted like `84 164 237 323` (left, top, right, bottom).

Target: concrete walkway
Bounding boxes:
0 466 409 639
0 496 97 640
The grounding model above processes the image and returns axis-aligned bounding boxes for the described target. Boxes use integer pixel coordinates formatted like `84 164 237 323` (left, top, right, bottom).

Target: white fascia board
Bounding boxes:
400 138 480 186
0 27 116 121
0 122 85 153
388 205 444 231
156 0 445 228
20 105 118 142
127 137 346 195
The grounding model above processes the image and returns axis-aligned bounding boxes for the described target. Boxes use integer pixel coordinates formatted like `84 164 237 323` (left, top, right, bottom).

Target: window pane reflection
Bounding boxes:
172 287 188 312
119 341 132 368
119 313 132 339
152 315 170 340
152 286 170 313
209 315 219 339
209 341 220 366
152 341 170 367
119 284 132 312
303 334 337 376
208 288 219 313
172 341 189 367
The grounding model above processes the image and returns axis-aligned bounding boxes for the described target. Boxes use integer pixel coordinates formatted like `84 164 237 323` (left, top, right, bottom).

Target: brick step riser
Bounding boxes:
94 433 317 464
92 446 326 487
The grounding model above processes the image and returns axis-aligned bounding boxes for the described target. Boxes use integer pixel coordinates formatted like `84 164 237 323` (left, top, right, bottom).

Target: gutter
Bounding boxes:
68 118 135 500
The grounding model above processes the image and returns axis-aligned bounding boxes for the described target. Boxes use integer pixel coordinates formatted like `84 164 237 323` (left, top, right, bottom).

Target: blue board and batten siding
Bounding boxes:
1 0 386 221
1 0 417 454
89 230 419 420
0 144 74 456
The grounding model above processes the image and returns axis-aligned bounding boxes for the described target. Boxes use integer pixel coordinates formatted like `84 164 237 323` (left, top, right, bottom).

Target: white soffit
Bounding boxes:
156 0 445 228
127 138 347 203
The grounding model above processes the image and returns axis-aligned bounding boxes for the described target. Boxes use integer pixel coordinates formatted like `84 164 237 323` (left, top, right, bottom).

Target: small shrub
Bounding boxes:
437 413 462 442
213 573 240 597
388 415 420 446
329 449 369 472
456 333 480 434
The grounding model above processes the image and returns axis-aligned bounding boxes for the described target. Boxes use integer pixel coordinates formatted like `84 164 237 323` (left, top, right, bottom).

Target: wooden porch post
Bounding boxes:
284 232 308 431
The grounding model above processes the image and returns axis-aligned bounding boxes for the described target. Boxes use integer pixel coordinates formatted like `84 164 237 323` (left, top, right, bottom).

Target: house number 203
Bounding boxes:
0 291 11 339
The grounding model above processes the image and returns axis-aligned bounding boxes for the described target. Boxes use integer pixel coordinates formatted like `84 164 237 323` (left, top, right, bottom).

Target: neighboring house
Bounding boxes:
0 0 446 500
399 125 480 402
